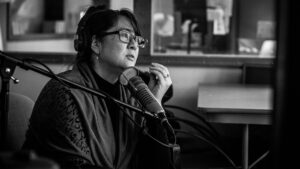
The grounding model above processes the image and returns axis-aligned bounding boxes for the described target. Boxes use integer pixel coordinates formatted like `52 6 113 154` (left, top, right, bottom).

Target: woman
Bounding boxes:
22 5 174 169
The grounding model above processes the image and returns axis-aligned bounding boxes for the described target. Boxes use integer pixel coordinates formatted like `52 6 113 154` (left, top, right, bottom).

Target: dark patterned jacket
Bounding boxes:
22 62 172 169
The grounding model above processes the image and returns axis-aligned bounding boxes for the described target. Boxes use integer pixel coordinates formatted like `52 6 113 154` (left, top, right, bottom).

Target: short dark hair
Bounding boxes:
74 5 142 63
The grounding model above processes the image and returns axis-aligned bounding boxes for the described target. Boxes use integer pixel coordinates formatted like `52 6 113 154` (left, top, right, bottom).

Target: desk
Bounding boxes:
197 84 273 169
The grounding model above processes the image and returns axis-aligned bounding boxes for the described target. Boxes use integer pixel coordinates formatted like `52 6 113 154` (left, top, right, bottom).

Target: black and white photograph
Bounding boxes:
0 0 296 169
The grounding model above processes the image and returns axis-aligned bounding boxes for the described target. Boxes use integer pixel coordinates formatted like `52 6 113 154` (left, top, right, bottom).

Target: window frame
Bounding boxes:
134 0 275 67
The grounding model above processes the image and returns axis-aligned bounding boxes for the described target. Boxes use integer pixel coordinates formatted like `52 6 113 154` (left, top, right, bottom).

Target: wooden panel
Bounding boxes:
134 0 151 56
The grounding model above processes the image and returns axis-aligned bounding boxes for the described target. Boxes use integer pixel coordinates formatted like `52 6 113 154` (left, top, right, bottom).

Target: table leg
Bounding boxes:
242 124 249 169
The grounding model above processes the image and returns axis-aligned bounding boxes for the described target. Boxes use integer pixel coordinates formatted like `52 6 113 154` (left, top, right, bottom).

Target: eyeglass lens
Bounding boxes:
119 30 146 47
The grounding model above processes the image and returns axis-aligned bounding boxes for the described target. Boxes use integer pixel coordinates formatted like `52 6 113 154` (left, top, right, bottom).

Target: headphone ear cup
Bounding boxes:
82 30 89 52
74 8 102 52
74 26 87 52
74 33 80 52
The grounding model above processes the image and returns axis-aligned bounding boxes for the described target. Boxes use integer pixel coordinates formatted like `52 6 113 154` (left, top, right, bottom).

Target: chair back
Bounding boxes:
242 64 273 85
5 92 34 151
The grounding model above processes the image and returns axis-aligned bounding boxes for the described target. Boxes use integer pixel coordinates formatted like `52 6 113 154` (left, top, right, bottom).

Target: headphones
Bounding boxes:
74 6 107 52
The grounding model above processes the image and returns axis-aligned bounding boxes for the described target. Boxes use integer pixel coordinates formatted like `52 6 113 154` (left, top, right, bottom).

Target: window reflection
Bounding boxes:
8 0 109 39
151 0 276 58
9 0 45 35
9 0 94 36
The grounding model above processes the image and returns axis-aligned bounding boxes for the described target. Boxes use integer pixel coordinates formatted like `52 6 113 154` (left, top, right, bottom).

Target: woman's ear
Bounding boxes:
91 35 101 54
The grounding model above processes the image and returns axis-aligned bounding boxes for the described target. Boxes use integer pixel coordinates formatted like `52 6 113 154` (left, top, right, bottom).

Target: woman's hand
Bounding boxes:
148 63 172 103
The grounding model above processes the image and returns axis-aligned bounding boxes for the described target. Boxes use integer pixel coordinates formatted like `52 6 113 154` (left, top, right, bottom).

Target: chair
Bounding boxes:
1 93 60 169
241 63 273 85
4 92 34 151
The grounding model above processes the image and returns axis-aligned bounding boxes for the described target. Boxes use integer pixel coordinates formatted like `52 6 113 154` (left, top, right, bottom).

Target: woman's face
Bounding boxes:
99 16 139 72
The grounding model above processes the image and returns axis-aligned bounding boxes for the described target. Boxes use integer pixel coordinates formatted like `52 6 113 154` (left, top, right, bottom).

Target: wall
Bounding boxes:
6 39 75 53
111 0 133 10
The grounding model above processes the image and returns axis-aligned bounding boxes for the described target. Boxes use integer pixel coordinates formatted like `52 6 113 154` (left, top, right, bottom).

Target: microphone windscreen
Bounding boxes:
119 67 164 114
119 67 139 85
129 76 164 113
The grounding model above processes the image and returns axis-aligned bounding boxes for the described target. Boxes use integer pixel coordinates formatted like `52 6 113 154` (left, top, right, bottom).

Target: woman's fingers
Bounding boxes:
147 63 172 102
149 62 171 80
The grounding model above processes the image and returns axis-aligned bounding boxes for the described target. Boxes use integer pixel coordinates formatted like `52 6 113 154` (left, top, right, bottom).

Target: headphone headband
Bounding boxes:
74 6 107 52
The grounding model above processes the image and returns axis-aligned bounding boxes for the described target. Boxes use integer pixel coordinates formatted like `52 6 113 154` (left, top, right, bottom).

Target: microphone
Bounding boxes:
119 67 176 143
119 67 165 116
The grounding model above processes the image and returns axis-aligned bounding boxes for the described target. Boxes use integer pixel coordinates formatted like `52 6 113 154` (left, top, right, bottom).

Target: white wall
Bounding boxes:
6 39 75 53
111 0 133 10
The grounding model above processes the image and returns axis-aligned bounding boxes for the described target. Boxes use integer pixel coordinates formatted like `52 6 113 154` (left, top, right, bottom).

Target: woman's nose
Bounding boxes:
127 38 138 50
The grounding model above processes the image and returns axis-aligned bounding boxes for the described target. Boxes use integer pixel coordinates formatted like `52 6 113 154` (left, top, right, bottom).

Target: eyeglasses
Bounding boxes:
99 29 148 48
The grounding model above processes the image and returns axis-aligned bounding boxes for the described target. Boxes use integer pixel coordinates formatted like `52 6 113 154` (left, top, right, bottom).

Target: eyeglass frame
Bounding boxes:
98 29 148 48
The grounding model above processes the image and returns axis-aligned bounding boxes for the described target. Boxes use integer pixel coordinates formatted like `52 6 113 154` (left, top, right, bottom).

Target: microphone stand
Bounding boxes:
0 51 155 149
0 55 18 150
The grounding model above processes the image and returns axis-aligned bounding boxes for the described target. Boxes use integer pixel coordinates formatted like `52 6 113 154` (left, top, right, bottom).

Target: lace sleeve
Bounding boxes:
23 79 92 167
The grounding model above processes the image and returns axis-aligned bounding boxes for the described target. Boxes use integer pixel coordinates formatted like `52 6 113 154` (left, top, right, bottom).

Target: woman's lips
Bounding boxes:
126 54 135 61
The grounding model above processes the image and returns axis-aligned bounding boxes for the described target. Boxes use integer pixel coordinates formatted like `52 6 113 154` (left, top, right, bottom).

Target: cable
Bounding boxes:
168 116 220 144
249 150 269 169
164 104 220 139
118 105 175 148
118 106 180 169
122 97 177 145
175 129 238 169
